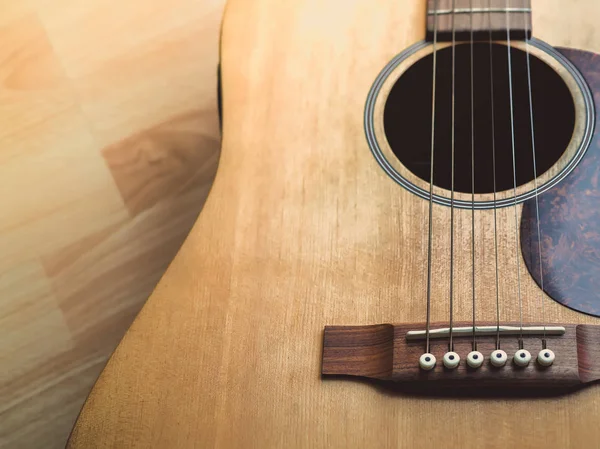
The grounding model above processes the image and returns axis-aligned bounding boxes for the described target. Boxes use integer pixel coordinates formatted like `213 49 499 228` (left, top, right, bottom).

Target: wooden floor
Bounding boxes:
0 1 224 448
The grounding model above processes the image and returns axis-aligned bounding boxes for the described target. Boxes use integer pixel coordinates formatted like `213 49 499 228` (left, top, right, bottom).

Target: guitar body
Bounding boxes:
68 1 600 448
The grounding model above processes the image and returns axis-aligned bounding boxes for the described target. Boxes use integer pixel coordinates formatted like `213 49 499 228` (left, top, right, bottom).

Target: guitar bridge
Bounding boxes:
321 322 600 388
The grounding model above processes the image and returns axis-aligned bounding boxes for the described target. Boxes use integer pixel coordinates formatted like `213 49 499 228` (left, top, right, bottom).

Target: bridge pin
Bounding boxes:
467 351 484 369
419 353 436 371
513 349 532 367
443 351 460 369
490 349 507 367
537 349 555 367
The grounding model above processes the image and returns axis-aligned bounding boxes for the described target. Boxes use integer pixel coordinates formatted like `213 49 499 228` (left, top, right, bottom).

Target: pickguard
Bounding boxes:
521 48 600 317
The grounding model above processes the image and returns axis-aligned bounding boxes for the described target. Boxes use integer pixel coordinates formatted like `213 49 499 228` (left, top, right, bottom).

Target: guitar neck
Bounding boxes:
427 0 532 42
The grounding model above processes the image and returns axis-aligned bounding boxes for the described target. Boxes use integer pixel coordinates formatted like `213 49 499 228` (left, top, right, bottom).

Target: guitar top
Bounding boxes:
68 1 600 448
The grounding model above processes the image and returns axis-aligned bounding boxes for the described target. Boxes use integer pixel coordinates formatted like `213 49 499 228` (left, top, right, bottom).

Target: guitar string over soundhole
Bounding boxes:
365 40 594 209
385 43 574 198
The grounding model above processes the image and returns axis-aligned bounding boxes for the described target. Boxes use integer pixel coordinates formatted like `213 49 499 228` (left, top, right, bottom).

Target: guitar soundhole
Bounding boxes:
383 43 576 195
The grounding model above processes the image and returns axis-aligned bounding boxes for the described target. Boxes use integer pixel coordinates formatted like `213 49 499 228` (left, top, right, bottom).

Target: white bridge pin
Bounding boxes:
537 349 555 367
467 350 484 369
513 349 532 367
443 351 460 369
419 353 436 371
490 349 507 367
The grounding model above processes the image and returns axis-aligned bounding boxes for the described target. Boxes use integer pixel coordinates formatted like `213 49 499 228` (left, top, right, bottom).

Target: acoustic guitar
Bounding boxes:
68 0 600 447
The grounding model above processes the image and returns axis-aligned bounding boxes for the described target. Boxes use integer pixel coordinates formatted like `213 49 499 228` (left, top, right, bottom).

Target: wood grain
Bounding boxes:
521 48 600 318
323 322 598 388
427 0 532 41
577 325 600 383
67 1 600 448
322 324 395 379
0 1 224 448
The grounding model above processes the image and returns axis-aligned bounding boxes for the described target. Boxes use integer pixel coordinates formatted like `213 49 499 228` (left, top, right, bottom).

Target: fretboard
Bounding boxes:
426 0 532 42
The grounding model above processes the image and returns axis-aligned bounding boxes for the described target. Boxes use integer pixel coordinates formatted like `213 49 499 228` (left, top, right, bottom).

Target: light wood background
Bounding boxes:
0 0 225 448
66 0 600 448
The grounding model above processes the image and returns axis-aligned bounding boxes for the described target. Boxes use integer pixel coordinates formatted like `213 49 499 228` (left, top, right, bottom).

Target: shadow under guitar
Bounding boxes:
321 374 593 399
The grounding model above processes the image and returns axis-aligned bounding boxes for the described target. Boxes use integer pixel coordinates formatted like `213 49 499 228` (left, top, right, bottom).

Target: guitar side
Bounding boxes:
68 1 600 448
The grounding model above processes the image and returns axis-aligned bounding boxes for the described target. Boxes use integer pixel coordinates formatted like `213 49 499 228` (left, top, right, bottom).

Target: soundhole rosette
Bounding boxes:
365 39 594 210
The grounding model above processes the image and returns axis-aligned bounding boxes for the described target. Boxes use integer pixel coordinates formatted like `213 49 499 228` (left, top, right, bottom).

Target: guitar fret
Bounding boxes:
426 0 532 41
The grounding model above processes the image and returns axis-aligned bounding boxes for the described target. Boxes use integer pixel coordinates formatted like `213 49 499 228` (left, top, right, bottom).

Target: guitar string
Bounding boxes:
448 0 457 352
505 0 524 346
523 10 547 345
425 0 440 354
469 0 477 351
488 0 502 350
